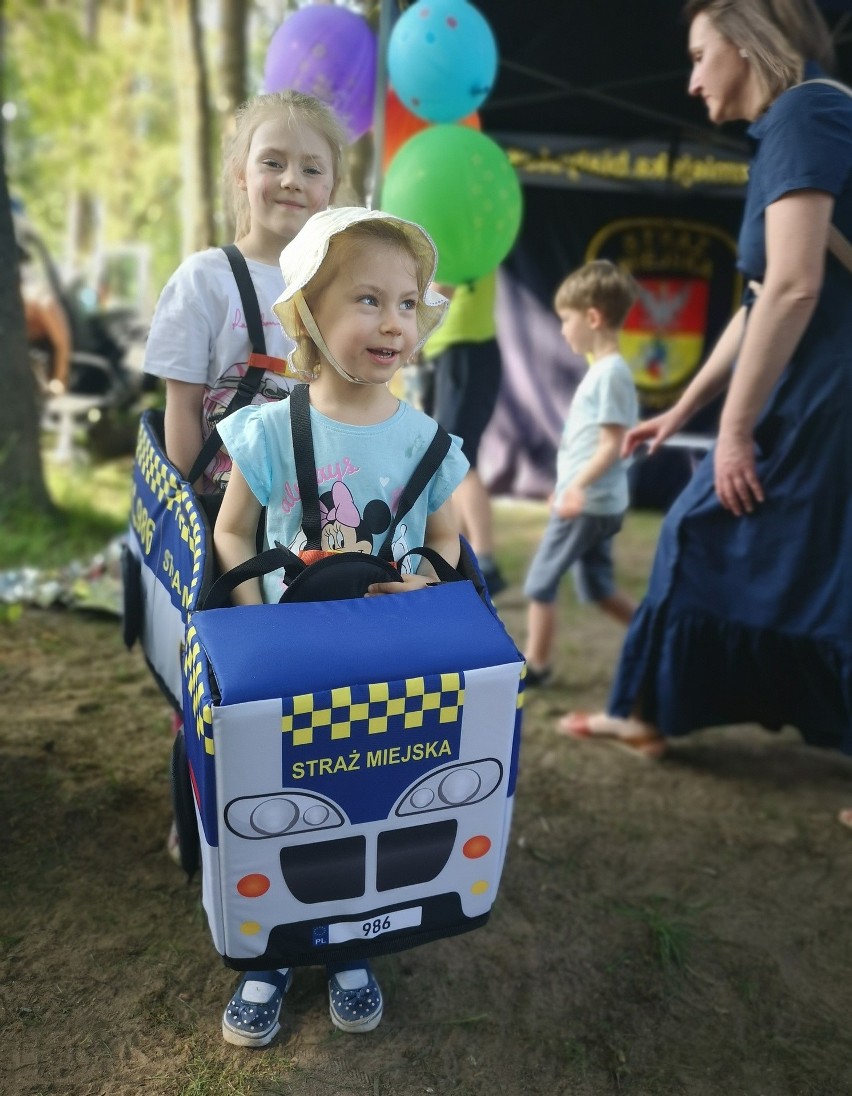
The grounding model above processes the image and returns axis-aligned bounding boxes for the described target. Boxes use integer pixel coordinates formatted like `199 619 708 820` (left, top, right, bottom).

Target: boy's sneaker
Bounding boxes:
222 968 293 1047
480 562 507 597
328 967 384 1033
524 664 553 688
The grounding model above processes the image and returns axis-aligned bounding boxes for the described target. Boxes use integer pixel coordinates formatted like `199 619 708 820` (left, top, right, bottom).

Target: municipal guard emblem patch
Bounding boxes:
586 217 741 409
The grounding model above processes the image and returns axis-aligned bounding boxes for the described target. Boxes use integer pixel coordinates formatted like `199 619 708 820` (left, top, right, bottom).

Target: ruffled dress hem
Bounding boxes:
609 602 852 754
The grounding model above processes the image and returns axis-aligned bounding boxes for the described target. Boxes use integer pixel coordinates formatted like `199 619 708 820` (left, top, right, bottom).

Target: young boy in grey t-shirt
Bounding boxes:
523 260 640 686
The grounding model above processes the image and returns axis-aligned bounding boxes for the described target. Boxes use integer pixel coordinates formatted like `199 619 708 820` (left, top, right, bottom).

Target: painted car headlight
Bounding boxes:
395 758 503 817
225 792 345 839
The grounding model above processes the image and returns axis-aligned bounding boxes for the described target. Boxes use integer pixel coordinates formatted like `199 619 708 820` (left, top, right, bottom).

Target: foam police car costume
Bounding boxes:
125 207 524 969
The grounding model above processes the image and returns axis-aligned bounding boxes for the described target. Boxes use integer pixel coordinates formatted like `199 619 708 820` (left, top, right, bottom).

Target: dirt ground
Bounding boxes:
3 504 852 1096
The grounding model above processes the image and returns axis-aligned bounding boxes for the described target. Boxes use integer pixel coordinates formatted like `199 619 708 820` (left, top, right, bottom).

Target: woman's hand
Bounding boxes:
707 192 830 518
713 429 764 515
622 406 684 458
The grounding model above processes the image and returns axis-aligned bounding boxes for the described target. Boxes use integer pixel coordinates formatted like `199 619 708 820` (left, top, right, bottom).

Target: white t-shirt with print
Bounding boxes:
144 247 295 486
556 352 638 516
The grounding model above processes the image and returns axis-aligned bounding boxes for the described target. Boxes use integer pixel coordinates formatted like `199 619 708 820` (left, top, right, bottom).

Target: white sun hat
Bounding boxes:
272 206 448 382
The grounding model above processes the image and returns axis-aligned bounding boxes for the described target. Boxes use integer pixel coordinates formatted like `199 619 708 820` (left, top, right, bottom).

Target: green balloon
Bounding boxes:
382 125 523 285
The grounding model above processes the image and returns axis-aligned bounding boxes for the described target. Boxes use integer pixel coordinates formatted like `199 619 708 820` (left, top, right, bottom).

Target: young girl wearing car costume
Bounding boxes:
213 207 468 1042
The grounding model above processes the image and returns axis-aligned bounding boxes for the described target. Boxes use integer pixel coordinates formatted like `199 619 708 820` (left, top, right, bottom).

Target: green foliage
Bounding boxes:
7 0 183 292
5 1 373 304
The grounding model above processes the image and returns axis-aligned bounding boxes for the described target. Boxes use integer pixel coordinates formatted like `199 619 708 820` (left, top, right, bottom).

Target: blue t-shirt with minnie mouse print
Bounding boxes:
218 396 468 603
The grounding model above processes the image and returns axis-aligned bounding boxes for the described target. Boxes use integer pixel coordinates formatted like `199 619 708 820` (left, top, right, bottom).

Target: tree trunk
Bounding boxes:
0 139 52 510
216 0 249 242
66 0 100 270
218 0 247 119
169 0 216 254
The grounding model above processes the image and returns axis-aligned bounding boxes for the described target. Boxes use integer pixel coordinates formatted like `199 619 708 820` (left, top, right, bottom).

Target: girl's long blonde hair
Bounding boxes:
222 90 347 240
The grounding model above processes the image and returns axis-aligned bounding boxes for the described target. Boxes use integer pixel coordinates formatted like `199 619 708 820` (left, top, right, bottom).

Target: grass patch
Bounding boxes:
178 1052 293 1096
0 453 133 569
615 896 698 972
562 1037 591 1075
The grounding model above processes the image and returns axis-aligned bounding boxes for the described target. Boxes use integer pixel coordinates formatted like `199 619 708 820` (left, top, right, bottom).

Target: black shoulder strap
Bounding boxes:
221 244 266 357
202 544 302 610
376 426 452 561
289 384 323 548
396 544 464 582
289 383 453 561
186 246 273 485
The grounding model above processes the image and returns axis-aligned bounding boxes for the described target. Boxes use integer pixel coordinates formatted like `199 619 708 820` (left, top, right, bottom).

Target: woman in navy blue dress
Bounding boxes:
560 0 852 765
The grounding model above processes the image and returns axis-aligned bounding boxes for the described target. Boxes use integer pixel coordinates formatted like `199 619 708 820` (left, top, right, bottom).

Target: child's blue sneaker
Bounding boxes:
222 968 293 1047
480 561 507 597
328 967 384 1033
524 663 553 688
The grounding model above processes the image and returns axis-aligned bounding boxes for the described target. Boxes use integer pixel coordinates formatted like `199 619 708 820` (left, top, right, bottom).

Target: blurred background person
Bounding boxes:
561 0 852 768
420 270 506 595
19 241 72 395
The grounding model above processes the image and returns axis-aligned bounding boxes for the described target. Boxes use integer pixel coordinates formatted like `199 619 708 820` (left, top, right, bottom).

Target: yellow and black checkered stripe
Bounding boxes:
282 673 464 747
182 494 205 605
136 425 182 509
137 420 206 601
184 621 214 754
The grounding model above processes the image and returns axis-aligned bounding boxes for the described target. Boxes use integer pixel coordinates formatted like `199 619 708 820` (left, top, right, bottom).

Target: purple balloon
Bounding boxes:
264 6 377 144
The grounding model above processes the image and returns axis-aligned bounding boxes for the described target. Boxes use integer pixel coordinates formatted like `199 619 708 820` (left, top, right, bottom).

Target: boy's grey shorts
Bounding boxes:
523 510 625 605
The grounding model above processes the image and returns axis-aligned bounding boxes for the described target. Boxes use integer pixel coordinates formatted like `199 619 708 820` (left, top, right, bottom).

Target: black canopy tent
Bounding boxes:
482 0 852 141
469 0 852 503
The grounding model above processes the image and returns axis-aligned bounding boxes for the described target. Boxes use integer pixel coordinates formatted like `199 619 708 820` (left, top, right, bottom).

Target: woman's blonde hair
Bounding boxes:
292 220 431 377
683 0 804 107
222 90 347 240
759 0 835 73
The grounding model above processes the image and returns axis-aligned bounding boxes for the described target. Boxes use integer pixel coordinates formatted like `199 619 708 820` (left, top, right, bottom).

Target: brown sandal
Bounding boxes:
557 710 667 760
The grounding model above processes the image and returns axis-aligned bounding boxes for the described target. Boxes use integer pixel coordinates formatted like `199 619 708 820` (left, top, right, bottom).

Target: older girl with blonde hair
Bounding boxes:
145 90 347 489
